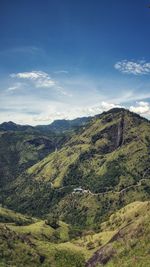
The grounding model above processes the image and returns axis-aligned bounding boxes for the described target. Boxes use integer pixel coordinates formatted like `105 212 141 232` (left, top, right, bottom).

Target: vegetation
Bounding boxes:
0 108 150 266
0 201 150 266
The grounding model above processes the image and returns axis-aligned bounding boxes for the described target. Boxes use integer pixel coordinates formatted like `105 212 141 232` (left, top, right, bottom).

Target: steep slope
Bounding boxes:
2 108 150 224
28 108 150 191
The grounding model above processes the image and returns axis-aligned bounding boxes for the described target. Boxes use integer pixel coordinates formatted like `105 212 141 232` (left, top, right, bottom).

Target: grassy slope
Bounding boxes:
0 207 85 267
0 201 150 267
0 206 35 225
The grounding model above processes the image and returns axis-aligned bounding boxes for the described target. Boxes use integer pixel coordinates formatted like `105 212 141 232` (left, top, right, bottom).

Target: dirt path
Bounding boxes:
54 176 149 197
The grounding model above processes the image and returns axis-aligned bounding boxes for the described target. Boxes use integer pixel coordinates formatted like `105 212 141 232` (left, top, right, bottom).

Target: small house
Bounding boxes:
73 187 83 193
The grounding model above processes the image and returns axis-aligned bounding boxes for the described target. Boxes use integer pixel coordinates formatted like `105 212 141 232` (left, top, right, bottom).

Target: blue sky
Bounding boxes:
0 0 150 125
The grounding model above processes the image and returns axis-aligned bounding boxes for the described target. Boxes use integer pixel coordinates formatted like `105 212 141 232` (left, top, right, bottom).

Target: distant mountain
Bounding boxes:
36 117 91 133
0 121 34 132
0 116 91 133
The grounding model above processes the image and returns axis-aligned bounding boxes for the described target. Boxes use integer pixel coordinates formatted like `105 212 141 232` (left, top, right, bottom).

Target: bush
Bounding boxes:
87 241 95 250
46 214 59 229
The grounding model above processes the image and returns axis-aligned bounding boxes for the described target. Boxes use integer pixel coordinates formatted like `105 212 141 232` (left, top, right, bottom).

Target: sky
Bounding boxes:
0 0 150 125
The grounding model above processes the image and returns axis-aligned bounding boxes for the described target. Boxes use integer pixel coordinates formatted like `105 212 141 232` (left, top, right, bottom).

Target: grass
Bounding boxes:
0 201 150 266
0 206 34 225
9 220 54 239
28 143 90 188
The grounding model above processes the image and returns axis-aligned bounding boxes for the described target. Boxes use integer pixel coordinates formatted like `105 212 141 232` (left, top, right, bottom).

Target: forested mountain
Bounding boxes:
0 108 150 267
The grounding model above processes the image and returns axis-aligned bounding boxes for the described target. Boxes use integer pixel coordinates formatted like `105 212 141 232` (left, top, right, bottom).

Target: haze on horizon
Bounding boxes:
0 0 150 125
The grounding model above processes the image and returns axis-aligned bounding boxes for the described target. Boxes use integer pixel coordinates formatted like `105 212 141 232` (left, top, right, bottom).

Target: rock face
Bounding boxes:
86 245 116 267
116 113 124 148
91 111 125 153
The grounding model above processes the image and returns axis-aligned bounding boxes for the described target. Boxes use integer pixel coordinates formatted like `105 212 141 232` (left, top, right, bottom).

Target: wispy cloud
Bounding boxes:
114 60 150 75
130 101 150 115
54 70 69 74
9 70 71 97
0 46 43 56
10 71 56 88
7 82 22 92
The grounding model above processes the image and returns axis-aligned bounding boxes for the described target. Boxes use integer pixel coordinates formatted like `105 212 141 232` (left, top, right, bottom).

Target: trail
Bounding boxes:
88 178 149 196
52 167 150 196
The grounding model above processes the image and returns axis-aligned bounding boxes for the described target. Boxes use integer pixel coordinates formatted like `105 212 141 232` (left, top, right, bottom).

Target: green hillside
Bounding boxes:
26 108 150 192
0 108 150 266
0 201 150 267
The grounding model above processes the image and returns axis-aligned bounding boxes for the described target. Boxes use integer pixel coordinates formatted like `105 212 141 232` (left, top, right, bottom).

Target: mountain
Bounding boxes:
36 117 91 133
0 108 150 266
1 109 150 218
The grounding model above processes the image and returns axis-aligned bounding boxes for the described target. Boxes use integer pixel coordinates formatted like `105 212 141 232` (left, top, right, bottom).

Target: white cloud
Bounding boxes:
101 101 122 110
130 101 150 115
10 71 56 88
114 60 150 75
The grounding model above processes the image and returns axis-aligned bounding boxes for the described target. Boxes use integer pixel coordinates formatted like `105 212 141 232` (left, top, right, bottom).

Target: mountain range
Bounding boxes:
0 108 150 267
